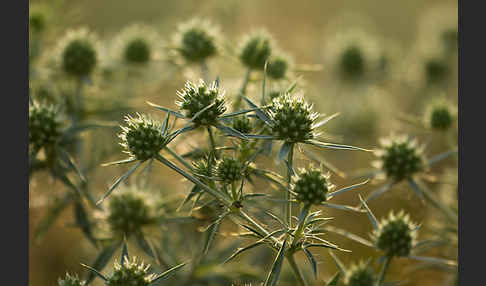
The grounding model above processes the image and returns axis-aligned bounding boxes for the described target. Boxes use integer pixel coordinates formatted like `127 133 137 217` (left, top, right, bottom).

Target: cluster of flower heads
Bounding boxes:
176 80 227 126
292 167 334 206
107 188 153 236
107 257 156 286
373 211 417 257
119 113 169 161
58 273 85 286
173 19 220 63
373 135 425 182
232 116 253 134
269 93 318 142
344 261 376 286
215 156 243 184
29 101 63 150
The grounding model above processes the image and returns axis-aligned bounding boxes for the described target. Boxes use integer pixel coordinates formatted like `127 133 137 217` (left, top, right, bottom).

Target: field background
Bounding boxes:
29 0 458 285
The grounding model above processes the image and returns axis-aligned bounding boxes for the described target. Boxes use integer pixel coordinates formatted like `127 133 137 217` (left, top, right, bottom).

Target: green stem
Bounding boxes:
287 254 308 286
207 126 218 159
286 143 295 226
376 256 392 286
233 68 251 111
165 147 194 171
292 204 310 247
201 60 209 82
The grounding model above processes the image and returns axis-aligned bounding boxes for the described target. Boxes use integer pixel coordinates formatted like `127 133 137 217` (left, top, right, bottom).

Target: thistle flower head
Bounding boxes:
112 24 161 65
119 113 169 161
239 31 273 70
292 167 334 206
232 116 253 134
107 187 153 236
57 28 99 78
267 54 290 80
373 210 417 257
107 257 156 286
344 261 376 286
192 154 215 179
425 98 456 131
174 18 219 63
30 11 46 34
176 79 226 126
424 58 449 86
29 101 63 150
269 92 318 142
58 273 85 286
373 135 425 182
216 156 242 184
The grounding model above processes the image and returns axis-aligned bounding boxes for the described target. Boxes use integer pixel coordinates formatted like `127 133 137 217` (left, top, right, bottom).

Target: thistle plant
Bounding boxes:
328 254 376 286
58 273 86 286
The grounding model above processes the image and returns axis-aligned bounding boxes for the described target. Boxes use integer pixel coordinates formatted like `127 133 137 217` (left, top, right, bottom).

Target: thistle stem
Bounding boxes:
165 146 194 171
233 68 251 111
292 204 310 247
207 126 218 159
377 256 392 286
288 254 308 286
286 143 295 226
200 60 209 82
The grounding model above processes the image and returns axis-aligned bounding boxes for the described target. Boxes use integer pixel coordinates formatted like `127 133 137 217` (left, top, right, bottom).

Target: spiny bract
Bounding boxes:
58 273 85 286
176 19 218 63
239 31 272 70
374 135 425 182
373 211 417 257
107 257 156 286
119 113 169 161
177 80 226 126
292 167 334 206
345 261 376 286
269 93 318 142
107 190 153 236
29 102 62 150
216 156 243 184
62 39 97 78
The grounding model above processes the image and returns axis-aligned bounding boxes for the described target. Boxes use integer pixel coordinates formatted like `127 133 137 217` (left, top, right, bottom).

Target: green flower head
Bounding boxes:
58 273 85 286
216 156 242 184
29 101 62 150
373 211 417 257
424 58 449 86
292 167 334 206
175 19 219 63
58 28 98 78
424 98 456 131
176 79 227 126
119 113 169 161
269 92 318 143
267 54 290 80
239 31 272 70
107 257 156 286
345 261 376 286
107 188 153 236
124 38 151 64
192 154 215 179
339 45 365 80
113 24 160 65
373 135 425 182
232 116 253 134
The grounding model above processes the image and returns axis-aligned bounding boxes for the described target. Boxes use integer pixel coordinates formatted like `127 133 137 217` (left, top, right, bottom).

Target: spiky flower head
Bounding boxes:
192 154 215 179
344 261 376 286
424 58 449 86
29 101 63 150
232 116 253 134
107 187 153 237
58 273 85 286
269 92 318 143
267 54 290 80
239 31 273 70
55 28 98 78
292 167 334 206
112 24 161 65
424 98 456 131
107 257 156 286
176 79 226 126
119 113 169 161
174 18 219 63
373 211 417 257
216 156 242 184
373 135 425 182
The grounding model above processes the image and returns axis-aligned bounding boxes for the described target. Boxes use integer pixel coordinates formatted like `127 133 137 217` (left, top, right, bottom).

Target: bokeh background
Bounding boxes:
29 0 458 285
